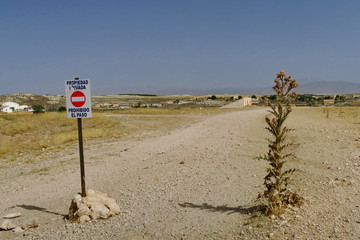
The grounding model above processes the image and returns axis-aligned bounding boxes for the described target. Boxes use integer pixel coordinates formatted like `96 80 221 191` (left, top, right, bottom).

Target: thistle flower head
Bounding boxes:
290 80 299 89
284 76 292 82
277 71 286 78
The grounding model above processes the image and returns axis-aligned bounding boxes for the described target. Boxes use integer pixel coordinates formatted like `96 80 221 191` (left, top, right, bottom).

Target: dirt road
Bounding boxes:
1 107 360 239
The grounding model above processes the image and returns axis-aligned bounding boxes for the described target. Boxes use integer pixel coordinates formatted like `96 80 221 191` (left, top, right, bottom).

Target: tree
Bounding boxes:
208 95 217 100
258 71 303 216
251 95 257 99
268 95 277 101
32 105 45 114
335 95 344 102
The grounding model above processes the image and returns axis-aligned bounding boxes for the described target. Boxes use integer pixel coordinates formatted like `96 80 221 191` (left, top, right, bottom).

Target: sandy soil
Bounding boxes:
1 107 359 239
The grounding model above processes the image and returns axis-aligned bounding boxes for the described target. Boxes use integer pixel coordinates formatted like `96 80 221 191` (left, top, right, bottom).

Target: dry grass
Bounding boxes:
0 107 239 160
292 106 360 121
0 112 121 158
109 106 236 115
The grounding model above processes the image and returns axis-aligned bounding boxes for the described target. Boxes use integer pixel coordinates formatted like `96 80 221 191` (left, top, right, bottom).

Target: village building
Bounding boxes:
161 101 174 107
323 95 336 106
18 105 32 111
353 94 360 99
0 102 20 113
238 97 252 107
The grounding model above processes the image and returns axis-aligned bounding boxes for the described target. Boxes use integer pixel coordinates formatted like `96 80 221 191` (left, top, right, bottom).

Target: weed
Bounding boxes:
257 71 303 216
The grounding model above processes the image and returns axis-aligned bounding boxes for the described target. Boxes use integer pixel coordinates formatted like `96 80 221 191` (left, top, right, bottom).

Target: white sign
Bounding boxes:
65 79 92 118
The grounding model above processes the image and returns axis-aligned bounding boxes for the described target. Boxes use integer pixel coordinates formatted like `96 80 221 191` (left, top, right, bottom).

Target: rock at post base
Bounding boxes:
0 220 17 231
13 226 24 233
68 189 120 223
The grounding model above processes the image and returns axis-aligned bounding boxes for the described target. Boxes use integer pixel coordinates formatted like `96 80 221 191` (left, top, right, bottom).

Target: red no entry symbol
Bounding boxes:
71 91 86 107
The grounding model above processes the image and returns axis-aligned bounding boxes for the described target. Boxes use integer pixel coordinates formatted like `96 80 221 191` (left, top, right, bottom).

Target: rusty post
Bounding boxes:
75 77 86 197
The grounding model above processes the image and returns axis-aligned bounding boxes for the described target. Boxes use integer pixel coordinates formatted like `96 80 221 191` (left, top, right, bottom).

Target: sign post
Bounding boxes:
65 78 92 197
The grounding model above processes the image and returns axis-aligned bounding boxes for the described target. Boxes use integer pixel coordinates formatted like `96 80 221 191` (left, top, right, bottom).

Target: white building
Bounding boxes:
1 102 20 113
18 105 32 111
238 97 252 107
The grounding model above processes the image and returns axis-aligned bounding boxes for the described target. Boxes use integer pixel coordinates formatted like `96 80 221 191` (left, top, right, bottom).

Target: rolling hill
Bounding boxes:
297 81 360 94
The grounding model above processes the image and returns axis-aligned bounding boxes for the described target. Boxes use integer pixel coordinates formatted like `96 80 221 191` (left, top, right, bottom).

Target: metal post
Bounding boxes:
77 116 86 197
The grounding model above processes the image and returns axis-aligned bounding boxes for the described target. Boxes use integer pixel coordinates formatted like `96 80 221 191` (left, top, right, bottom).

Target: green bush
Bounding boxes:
208 95 217 100
32 105 45 114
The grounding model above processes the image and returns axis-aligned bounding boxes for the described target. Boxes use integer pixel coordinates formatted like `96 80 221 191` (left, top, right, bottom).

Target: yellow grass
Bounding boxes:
292 106 360 120
0 112 121 158
0 107 238 159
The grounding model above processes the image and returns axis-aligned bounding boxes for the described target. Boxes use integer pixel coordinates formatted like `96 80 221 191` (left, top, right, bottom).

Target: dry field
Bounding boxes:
0 93 236 112
247 107 360 239
0 106 359 239
0 107 238 169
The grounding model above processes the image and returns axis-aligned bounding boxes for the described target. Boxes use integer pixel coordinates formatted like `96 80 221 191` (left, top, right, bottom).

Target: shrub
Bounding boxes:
58 106 67 112
208 95 217 100
32 105 45 114
258 71 303 216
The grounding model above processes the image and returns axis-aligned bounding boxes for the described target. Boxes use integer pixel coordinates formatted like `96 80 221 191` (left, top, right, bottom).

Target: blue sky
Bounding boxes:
1 0 360 94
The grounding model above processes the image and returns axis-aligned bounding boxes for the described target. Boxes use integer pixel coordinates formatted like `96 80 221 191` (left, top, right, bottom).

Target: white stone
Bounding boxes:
76 204 91 217
0 220 17 230
89 202 110 219
79 215 91 223
107 201 121 215
68 189 120 222
12 226 24 233
4 212 22 219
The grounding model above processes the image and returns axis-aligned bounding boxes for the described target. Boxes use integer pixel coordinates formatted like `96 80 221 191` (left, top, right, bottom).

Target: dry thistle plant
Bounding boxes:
258 71 303 216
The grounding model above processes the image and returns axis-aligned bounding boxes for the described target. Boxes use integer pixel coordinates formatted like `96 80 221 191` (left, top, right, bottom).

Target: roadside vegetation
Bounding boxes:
0 107 238 161
258 71 303 216
0 112 119 159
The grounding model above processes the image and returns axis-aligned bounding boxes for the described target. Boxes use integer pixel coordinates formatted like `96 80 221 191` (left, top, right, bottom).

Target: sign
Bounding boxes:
65 77 92 197
71 91 86 107
65 79 92 118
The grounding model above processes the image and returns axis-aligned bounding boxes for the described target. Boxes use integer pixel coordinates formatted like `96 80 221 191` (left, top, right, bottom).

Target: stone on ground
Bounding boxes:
4 212 22 219
13 226 24 233
68 189 120 223
0 220 17 231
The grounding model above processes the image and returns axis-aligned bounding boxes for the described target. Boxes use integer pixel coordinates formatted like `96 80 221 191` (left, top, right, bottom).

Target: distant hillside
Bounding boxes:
0 93 65 111
203 81 360 95
297 81 360 94
0 93 50 105
152 82 360 96
2 81 360 106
